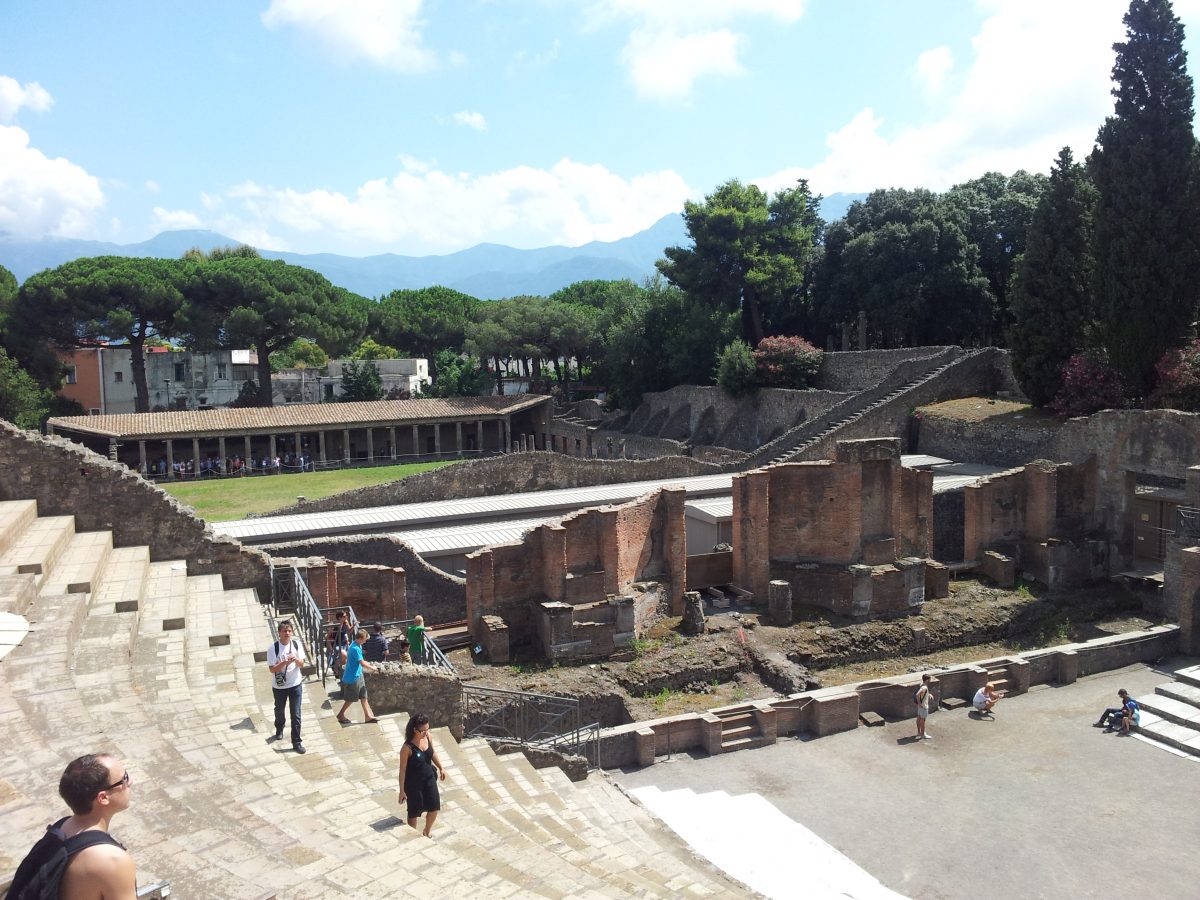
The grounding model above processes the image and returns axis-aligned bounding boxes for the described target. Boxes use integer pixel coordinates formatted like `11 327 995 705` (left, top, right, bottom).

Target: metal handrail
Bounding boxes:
462 684 599 769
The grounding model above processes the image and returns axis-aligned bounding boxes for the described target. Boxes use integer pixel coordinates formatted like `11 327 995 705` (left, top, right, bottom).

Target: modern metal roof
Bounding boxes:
47 394 550 440
217 472 734 544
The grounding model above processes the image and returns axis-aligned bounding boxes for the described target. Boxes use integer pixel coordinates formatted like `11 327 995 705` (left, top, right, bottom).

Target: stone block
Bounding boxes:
925 560 950 599
700 713 723 755
835 438 901 464
635 727 657 767
1056 649 1080 685
681 590 706 635
114 600 139 613
1009 658 1031 694
67 581 92 594
859 711 885 726
208 634 230 648
810 692 859 736
753 702 778 744
850 565 873 620
982 550 1016 589
162 617 185 631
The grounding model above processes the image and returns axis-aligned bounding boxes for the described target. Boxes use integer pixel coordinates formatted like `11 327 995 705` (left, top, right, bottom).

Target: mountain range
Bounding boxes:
0 193 865 300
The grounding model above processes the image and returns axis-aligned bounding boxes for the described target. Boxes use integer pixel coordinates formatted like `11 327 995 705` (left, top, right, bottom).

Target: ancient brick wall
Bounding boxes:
916 413 1058 467
262 535 465 625
302 560 405 623
363 664 463 739
465 487 686 646
0 421 270 598
816 347 957 391
263 451 718 517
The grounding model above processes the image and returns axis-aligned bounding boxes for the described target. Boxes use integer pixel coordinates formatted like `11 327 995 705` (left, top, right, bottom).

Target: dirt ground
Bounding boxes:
450 576 1159 725
916 395 1059 425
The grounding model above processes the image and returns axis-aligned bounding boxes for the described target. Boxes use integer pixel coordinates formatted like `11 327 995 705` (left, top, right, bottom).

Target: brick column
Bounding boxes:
731 468 771 600
1179 547 1200 653
660 487 688 615
540 525 568 602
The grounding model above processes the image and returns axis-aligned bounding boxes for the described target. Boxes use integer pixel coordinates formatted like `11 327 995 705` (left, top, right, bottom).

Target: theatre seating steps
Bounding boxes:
0 499 751 899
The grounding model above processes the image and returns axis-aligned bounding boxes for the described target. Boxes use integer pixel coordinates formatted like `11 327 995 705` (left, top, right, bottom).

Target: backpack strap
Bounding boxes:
273 640 280 658
64 829 124 855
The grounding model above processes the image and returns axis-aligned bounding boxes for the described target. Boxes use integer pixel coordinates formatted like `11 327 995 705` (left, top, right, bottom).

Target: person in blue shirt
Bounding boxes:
336 629 380 725
1094 689 1139 732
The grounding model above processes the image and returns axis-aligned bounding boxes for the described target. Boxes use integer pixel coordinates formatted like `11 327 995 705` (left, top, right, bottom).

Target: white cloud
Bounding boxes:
261 0 437 72
758 0 1136 196
151 206 202 231
915 46 954 96
452 110 488 131
144 179 160 193
0 124 104 239
204 158 691 255
0 76 53 121
585 0 806 99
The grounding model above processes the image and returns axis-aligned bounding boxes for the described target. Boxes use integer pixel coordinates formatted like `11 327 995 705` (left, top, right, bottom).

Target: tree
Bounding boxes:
374 286 481 381
338 359 383 402
0 264 16 342
0 347 55 429
1009 148 1099 406
813 189 994 347
11 257 189 411
271 338 329 371
350 337 401 360
657 179 820 347
422 349 488 397
1092 0 1199 399
943 170 1047 341
193 258 368 406
182 243 261 262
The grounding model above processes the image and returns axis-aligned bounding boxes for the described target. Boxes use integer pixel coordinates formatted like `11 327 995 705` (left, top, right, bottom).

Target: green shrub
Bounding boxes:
716 339 756 397
752 335 823 388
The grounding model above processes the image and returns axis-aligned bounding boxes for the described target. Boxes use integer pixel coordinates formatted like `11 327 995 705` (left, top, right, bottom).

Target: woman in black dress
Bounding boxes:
398 714 447 836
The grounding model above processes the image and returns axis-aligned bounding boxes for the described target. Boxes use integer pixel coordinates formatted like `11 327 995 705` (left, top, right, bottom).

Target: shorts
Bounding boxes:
341 676 367 701
916 707 929 719
406 777 441 819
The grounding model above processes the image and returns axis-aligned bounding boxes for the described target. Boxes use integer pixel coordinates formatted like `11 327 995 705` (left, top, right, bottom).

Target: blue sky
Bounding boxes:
2 0 1198 256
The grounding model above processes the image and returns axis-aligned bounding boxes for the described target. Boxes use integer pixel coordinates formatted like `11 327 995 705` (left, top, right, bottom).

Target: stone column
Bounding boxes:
681 591 706 634
192 437 201 474
294 431 302 463
366 428 374 463
389 426 397 460
455 422 463 456
138 440 147 472
342 429 351 463
108 438 118 462
318 430 327 463
243 435 252 463
165 439 175 478
433 423 441 455
218 436 226 469
503 416 511 451
476 420 483 454
768 580 792 626
268 434 276 462
857 310 867 350
412 424 420 457
731 468 771 601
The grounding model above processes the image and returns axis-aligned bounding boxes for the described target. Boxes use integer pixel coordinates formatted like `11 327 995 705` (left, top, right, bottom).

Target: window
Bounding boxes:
216 363 227 380
65 365 77 385
114 371 123 383
174 363 185 382
324 384 335 400
89 408 101 416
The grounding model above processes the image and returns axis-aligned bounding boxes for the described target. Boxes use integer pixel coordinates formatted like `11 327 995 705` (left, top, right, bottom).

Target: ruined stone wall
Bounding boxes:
363 664 463 740
916 412 1058 467
466 488 686 646
262 535 466 625
264 451 718 517
816 347 956 392
0 421 270 597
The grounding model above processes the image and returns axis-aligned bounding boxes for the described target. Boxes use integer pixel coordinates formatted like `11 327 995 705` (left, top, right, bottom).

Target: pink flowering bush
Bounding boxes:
752 335 823 388
1148 340 1200 411
1051 351 1128 418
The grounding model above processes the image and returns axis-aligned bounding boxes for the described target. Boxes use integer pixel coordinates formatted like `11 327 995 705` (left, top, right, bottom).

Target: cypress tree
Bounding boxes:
1092 0 1199 400
1009 148 1098 406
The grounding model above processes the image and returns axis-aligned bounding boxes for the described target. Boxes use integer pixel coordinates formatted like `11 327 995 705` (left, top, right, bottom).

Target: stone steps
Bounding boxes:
1128 666 1200 760
40 529 113 596
0 515 75 588
0 499 38 557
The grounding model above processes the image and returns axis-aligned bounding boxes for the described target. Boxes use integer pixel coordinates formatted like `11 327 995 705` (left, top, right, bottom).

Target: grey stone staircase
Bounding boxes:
740 346 981 469
0 499 753 899
1135 665 1200 757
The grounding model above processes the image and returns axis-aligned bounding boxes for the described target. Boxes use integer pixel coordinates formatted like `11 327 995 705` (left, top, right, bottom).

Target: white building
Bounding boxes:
273 358 430 404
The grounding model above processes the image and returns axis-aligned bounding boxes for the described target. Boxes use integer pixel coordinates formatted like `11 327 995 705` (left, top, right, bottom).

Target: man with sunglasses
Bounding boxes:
8 754 136 899
267 621 307 754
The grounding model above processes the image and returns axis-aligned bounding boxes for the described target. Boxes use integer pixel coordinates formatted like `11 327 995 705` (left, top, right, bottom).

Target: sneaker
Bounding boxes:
1092 722 1105 728
923 732 933 739
293 743 307 754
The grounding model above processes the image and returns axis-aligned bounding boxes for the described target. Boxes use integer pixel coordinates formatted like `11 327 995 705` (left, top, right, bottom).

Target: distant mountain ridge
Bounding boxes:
0 193 866 299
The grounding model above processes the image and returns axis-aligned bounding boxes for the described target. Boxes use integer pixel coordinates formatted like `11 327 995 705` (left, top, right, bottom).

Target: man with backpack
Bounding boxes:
267 621 307 754
7 753 136 899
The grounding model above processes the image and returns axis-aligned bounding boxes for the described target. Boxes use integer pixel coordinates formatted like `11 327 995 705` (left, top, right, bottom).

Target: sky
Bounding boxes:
2 0 1199 258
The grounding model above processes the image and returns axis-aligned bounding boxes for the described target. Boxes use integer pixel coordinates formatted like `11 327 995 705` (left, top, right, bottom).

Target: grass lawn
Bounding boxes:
160 461 457 521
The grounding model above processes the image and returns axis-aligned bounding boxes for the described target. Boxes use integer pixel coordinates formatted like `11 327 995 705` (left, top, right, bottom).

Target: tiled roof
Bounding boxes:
47 395 550 439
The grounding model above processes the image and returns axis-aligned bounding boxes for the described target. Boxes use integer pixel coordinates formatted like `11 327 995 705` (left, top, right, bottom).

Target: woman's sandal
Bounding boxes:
365 717 380 723
336 716 351 725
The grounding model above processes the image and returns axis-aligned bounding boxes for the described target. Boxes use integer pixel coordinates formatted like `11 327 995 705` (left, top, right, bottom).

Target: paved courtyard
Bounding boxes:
613 657 1200 900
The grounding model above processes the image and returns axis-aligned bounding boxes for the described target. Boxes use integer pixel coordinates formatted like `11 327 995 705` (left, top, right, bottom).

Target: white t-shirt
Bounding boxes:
268 637 305 689
973 687 990 709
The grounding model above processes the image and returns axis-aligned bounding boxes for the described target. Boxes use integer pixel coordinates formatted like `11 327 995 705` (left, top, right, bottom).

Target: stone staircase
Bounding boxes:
0 498 752 899
1133 664 1200 757
740 347 988 469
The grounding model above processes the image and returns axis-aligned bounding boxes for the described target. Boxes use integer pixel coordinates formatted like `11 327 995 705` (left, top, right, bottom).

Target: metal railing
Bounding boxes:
462 684 600 769
270 563 331 683
1178 506 1200 542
